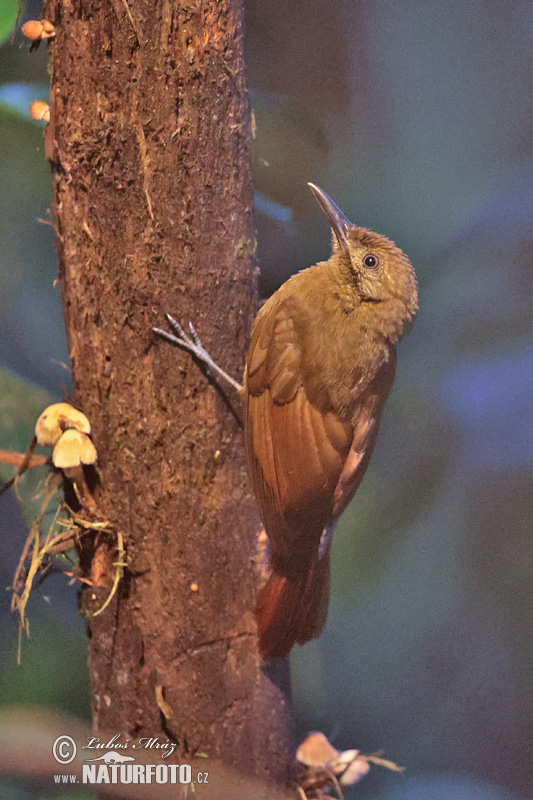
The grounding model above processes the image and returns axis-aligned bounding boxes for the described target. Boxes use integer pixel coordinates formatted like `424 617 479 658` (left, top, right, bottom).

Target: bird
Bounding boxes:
154 183 418 659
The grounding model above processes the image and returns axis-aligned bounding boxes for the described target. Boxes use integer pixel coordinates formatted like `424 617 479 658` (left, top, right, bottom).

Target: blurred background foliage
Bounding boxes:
0 1 532 798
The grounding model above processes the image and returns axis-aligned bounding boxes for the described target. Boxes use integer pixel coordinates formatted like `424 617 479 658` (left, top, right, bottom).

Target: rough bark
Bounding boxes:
42 0 293 788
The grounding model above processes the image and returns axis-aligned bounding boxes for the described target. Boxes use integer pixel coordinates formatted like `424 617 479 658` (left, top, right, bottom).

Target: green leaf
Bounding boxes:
0 0 22 45
0 368 52 454
0 368 55 525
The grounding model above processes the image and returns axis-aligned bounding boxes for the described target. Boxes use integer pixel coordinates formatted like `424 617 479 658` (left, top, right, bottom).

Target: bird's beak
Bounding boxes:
308 183 352 249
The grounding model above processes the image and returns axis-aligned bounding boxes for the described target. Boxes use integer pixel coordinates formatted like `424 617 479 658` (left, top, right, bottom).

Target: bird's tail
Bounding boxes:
255 549 331 659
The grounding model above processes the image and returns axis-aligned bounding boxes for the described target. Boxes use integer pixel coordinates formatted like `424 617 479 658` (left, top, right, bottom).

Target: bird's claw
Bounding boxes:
166 313 191 345
153 313 243 394
160 314 211 362
188 321 202 347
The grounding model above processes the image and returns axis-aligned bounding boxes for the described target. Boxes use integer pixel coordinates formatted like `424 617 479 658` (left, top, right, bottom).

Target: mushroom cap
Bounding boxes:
296 732 340 768
29 100 50 122
21 20 44 40
52 429 97 469
35 402 91 446
339 757 370 786
41 20 56 37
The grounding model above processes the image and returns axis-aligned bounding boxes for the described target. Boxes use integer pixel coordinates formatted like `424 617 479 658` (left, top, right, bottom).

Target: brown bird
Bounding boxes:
155 184 418 659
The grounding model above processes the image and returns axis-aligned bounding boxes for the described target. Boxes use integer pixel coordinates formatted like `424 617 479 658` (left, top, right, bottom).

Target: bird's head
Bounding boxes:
308 183 418 338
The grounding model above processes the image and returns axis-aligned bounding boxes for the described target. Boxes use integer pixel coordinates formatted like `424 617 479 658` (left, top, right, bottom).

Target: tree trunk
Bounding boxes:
43 0 293 788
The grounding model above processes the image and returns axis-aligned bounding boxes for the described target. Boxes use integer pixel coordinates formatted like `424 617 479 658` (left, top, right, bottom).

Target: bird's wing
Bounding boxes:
331 350 397 519
244 298 355 563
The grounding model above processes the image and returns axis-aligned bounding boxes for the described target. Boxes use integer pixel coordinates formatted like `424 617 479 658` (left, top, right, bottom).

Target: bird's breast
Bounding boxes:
298 310 392 419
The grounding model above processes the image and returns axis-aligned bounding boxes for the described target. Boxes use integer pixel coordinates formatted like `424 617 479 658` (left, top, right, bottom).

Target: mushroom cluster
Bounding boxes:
296 731 371 789
21 19 56 41
296 730 403 796
35 402 97 501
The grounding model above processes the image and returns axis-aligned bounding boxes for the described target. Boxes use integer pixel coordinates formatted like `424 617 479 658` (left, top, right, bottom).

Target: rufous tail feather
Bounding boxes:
255 549 331 659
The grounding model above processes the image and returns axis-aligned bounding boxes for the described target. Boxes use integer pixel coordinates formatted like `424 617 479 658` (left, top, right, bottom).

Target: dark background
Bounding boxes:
1 1 532 798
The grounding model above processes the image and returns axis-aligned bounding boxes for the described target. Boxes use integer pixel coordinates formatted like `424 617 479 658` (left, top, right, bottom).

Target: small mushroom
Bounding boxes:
329 748 359 772
52 429 97 470
296 731 382 790
22 19 56 41
296 732 340 768
29 100 50 123
35 402 91 447
53 429 97 506
338 756 370 786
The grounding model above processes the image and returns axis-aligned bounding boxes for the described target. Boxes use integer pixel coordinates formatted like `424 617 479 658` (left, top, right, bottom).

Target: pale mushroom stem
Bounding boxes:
63 465 96 510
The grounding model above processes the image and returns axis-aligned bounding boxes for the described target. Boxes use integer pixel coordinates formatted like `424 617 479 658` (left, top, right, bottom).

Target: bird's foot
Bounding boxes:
153 313 243 394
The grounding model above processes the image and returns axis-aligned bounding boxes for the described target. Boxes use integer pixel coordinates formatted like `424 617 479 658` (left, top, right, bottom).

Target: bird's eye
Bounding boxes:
363 254 380 270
